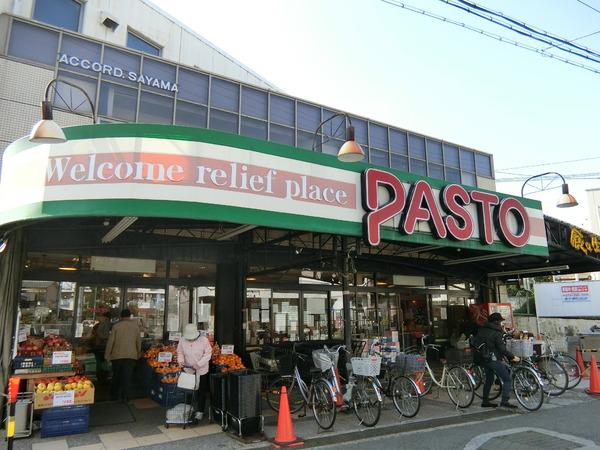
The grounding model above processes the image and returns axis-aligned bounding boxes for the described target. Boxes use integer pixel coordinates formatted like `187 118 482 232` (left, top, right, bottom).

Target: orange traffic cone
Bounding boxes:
414 372 426 394
576 348 588 378
585 355 600 396
271 386 303 448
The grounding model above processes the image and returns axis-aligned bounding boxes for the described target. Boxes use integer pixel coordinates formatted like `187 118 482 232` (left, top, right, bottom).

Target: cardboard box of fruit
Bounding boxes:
34 376 94 409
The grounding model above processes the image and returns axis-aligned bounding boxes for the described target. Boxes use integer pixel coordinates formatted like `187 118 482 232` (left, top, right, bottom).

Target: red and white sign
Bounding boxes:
52 390 75 407
535 281 600 317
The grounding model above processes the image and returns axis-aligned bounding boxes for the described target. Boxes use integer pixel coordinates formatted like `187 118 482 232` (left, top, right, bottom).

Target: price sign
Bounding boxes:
157 352 173 363
44 329 60 337
221 345 234 355
18 327 28 343
168 332 181 342
53 390 75 407
52 351 72 365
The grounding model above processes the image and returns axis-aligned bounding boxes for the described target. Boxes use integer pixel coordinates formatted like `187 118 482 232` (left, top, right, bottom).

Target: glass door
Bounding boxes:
330 291 344 340
125 287 165 341
271 291 300 342
75 286 121 338
192 286 215 336
303 292 328 340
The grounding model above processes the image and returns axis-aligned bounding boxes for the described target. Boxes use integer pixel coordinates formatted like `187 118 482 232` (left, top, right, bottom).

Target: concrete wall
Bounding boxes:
0 0 278 90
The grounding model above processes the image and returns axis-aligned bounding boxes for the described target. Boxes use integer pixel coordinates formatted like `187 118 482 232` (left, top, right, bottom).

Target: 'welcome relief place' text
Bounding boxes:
58 54 178 93
45 152 355 208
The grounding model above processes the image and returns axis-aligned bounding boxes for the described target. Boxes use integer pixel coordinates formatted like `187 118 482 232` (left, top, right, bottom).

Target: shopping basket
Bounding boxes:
396 352 426 375
351 356 382 377
312 349 338 372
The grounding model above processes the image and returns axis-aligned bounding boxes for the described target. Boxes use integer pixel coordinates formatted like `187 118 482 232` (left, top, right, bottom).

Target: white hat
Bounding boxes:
182 324 200 340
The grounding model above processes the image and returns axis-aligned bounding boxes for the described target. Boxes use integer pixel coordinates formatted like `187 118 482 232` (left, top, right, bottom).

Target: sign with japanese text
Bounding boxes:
535 281 600 317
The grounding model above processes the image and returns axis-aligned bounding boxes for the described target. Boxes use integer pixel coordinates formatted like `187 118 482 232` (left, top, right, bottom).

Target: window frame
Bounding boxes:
126 29 162 57
32 0 83 33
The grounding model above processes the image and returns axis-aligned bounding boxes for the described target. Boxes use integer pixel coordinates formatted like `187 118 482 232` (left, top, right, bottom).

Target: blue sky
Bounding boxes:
152 0 600 230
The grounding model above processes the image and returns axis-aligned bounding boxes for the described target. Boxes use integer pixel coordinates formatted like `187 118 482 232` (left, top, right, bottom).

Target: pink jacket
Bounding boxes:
177 336 212 375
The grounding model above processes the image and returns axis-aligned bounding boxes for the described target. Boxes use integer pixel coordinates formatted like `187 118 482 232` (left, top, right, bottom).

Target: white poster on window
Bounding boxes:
261 310 270 323
261 297 269 309
167 314 179 332
197 303 211 322
281 302 289 313
251 309 260 322
275 313 287 332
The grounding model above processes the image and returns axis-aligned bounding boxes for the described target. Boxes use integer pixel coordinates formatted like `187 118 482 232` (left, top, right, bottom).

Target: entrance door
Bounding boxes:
75 286 121 338
125 287 165 341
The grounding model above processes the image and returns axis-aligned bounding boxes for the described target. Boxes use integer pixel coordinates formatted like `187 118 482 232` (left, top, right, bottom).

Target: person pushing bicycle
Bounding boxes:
473 312 520 409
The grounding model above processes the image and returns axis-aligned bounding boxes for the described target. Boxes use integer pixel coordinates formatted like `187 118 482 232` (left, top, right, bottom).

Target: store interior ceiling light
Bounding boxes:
101 216 138 243
58 267 78 271
216 224 257 241
487 265 569 277
443 253 514 265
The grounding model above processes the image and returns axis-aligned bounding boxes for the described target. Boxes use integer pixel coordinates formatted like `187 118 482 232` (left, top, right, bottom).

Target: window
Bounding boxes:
410 158 427 176
369 123 388 149
461 171 476 186
176 101 207 128
34 0 81 32
209 109 238 134
391 154 409 172
270 124 294 146
427 139 443 164
475 153 492 177
322 138 344 156
54 71 97 115
444 144 460 168
297 130 317 150
127 31 160 56
103 47 140 86
297 102 321 131
460 149 476 172
241 87 267 119
210 78 239 112
445 167 461 183
322 110 345 139
270 95 294 126
141 58 176 96
350 117 368 144
428 163 444 180
8 21 59 66
59 35 101 76
99 82 138 121
409 134 426 159
390 129 408 155
177 69 208 104
240 117 267 140
370 149 390 167
138 92 173 124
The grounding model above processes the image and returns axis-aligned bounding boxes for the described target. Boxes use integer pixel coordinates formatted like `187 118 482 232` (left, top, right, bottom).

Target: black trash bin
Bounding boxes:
226 370 263 437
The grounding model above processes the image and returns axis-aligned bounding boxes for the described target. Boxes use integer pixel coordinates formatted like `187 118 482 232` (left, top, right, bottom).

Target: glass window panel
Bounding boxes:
175 101 207 128
361 145 369 161
176 68 208 104
74 285 121 340
241 86 267 119
126 287 165 340
350 117 368 144
475 153 492 177
270 124 294 146
409 134 426 159
461 171 476 186
271 292 300 342
322 138 343 156
370 149 390 167
390 129 408 154
330 291 344 340
246 288 272 345
54 71 96 115
322 110 345 139
445 167 461 183
210 78 239 112
352 293 378 338
141 58 176 96
209 109 238 134
20 281 78 338
297 102 321 131
102 46 140 86
297 130 318 151
8 21 59 66
303 293 328 341
391 154 409 171
369 123 388 149
427 139 443 164
240 117 267 140
99 82 137 121
127 32 160 56
59 35 101 75
270 95 294 126
460 149 476 172
444 143 460 167
138 92 173 124
410 158 427 176
428 163 444 180
34 0 81 31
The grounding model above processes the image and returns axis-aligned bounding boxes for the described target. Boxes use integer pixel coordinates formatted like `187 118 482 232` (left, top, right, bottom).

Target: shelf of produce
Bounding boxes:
20 372 76 392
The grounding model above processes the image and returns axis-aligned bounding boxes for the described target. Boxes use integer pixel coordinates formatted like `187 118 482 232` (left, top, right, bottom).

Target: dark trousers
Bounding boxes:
196 373 209 413
111 358 136 401
483 360 512 403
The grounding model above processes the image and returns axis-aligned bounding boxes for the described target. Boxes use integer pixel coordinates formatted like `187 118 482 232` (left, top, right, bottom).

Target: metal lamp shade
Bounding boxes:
337 125 365 162
556 184 578 208
29 119 67 143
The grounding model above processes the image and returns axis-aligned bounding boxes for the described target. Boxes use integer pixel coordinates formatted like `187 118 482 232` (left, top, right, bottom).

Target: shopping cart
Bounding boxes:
165 368 198 429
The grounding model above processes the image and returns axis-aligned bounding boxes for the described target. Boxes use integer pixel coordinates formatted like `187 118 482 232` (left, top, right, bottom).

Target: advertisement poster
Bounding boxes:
535 281 600 317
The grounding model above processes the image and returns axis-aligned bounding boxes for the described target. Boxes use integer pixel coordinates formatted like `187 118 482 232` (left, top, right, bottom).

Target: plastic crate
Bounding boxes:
40 405 89 438
12 356 43 370
42 364 73 373
445 348 473 366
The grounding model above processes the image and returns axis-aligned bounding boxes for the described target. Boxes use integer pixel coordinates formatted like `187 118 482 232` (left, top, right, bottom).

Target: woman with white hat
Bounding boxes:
177 323 212 420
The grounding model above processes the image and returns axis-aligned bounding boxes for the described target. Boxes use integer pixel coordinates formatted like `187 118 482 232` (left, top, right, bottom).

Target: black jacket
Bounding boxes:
475 321 514 361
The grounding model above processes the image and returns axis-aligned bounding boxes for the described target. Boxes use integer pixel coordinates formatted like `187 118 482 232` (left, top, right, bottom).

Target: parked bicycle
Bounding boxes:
265 345 337 430
413 335 475 408
378 353 422 418
539 333 582 389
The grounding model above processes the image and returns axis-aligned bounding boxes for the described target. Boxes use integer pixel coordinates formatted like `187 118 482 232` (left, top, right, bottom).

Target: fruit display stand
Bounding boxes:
143 344 184 406
33 376 95 410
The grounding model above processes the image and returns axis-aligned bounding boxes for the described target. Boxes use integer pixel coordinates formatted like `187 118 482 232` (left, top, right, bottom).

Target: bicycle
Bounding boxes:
265 345 337 430
318 344 384 427
378 355 421 418
414 335 475 408
539 333 582 389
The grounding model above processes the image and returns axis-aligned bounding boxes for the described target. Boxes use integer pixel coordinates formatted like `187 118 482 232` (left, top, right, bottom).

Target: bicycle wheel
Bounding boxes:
352 377 382 427
538 356 568 396
415 370 433 396
391 375 421 418
311 379 337 430
512 366 543 411
446 366 474 408
555 353 582 389
473 365 502 401
267 376 305 413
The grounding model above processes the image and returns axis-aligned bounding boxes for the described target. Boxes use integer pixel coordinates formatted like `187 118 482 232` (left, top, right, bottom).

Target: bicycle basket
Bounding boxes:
312 349 337 372
351 356 381 377
507 340 534 358
445 348 473 366
397 353 426 375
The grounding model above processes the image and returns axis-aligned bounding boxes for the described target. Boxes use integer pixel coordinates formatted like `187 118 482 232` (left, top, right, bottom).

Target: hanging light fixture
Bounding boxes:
312 112 365 163
520 171 578 208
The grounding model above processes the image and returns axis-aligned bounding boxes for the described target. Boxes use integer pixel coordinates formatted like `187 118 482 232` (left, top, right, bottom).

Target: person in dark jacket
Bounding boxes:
475 312 520 408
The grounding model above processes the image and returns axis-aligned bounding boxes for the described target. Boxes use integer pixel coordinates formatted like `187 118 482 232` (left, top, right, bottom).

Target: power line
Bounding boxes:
496 172 600 182
576 0 600 16
542 29 600 51
497 156 600 171
380 0 600 76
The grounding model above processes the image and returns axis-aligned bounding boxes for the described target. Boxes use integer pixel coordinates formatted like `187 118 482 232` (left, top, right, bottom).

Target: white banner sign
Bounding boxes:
157 352 173 363
221 345 234 355
53 390 75 407
535 281 600 317
52 351 72 364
